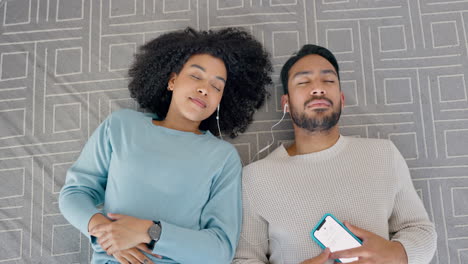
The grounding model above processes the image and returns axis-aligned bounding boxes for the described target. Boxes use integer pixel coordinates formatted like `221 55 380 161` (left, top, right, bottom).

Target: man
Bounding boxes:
233 45 436 264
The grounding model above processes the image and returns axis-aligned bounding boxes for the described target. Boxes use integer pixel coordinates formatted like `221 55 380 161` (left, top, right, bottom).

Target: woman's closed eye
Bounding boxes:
190 74 202 80
211 85 221 92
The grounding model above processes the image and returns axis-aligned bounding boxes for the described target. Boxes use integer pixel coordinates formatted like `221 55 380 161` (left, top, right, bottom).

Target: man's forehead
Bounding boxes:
288 54 336 76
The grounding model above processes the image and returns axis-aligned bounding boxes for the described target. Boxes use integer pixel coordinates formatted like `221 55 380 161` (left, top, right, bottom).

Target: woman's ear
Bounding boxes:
168 72 177 91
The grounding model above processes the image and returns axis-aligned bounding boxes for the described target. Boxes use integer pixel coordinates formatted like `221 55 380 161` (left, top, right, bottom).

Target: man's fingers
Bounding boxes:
331 246 366 259
300 248 330 264
317 247 330 261
343 221 368 239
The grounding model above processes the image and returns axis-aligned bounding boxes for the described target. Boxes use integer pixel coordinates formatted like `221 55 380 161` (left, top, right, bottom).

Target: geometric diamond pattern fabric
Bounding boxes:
1 0 467 263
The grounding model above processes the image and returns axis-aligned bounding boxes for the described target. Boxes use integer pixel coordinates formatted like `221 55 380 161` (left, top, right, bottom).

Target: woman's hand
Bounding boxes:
90 213 154 255
113 243 162 264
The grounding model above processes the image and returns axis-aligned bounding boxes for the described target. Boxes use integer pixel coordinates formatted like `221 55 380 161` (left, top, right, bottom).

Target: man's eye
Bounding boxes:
190 75 201 80
324 80 335 83
298 82 309 85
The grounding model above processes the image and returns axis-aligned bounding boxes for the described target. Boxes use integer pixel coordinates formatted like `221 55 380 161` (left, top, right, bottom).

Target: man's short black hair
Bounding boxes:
280 44 340 94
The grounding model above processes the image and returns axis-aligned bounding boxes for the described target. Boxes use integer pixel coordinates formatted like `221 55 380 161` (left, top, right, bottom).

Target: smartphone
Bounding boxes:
311 213 362 263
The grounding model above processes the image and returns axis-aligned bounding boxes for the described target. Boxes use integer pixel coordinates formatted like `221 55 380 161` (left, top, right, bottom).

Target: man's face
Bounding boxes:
284 54 344 132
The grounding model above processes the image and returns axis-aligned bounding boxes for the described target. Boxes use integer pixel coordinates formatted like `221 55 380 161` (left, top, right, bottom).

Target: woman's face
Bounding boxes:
168 54 227 123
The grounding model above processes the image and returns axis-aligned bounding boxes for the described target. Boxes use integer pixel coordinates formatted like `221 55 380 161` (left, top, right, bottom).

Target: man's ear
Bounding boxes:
340 92 345 109
281 94 289 113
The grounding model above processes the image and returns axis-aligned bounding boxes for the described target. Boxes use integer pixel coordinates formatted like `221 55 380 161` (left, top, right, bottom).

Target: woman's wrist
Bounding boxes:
88 213 111 233
140 219 154 244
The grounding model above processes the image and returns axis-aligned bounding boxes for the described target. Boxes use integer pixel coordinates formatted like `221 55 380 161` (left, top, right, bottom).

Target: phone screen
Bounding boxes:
313 215 361 263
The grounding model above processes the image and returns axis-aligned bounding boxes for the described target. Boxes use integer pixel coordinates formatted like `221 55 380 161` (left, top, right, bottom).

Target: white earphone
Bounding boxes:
216 104 222 140
249 103 289 163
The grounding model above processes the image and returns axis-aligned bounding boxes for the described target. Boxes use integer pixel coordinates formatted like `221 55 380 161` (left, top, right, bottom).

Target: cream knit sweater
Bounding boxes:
233 136 436 264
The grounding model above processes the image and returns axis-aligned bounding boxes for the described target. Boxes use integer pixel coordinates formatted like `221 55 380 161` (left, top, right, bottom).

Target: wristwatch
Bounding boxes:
147 221 162 249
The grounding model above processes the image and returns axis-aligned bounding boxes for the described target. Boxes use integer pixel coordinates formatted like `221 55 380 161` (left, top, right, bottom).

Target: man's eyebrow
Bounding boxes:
190 64 226 83
292 71 312 79
321 69 338 77
292 69 338 79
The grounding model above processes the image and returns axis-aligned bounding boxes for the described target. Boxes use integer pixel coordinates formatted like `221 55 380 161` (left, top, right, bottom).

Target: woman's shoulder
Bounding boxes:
108 108 147 120
100 109 150 133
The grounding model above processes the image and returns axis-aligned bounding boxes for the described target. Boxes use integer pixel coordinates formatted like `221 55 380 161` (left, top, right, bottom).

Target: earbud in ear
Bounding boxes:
216 104 220 120
283 103 288 113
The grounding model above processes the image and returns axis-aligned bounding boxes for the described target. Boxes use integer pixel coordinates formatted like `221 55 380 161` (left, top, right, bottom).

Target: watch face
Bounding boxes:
149 223 161 241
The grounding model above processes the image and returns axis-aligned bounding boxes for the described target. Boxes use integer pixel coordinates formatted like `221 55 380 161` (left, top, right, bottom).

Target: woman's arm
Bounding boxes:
90 150 243 264
59 116 112 250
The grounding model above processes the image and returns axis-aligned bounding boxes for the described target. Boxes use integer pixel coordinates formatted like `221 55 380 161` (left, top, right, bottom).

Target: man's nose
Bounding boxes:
310 87 326 96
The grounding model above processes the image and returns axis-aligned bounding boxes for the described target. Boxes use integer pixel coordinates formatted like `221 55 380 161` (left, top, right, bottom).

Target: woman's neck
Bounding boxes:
153 111 202 134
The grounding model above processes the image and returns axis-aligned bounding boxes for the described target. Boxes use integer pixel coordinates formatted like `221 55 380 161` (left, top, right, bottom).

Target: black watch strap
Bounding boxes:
147 221 161 250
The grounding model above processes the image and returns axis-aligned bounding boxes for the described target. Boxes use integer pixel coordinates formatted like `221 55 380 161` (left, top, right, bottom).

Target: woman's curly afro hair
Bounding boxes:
128 27 273 138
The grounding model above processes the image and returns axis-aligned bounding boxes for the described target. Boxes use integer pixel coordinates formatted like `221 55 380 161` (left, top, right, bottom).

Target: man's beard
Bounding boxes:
290 96 342 133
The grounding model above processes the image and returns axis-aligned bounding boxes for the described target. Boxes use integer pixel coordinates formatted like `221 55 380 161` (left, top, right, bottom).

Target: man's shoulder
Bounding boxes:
345 136 396 152
242 146 286 182
244 145 285 168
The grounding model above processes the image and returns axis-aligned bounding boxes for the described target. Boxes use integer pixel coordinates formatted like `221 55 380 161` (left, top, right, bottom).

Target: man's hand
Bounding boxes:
330 222 408 264
300 248 330 264
90 213 154 255
113 243 162 264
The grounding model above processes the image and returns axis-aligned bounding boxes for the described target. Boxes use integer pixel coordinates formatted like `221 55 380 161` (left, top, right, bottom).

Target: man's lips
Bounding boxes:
189 97 207 108
306 99 332 109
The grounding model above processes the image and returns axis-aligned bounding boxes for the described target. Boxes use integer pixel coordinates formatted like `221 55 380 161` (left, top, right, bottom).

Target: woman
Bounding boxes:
59 27 272 264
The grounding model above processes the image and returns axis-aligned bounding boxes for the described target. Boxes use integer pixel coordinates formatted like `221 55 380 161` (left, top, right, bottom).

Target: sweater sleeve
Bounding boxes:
153 150 242 264
58 116 112 252
232 170 270 264
388 143 437 264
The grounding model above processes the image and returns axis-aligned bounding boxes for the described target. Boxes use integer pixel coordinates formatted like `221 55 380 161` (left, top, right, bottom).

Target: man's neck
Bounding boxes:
286 125 341 156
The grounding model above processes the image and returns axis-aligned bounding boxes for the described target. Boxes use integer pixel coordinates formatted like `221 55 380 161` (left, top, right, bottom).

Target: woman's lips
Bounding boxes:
189 97 207 108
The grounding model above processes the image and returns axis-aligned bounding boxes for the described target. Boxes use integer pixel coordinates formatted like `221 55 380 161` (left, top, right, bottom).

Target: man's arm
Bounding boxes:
387 143 437 264
232 182 270 264
331 142 436 264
